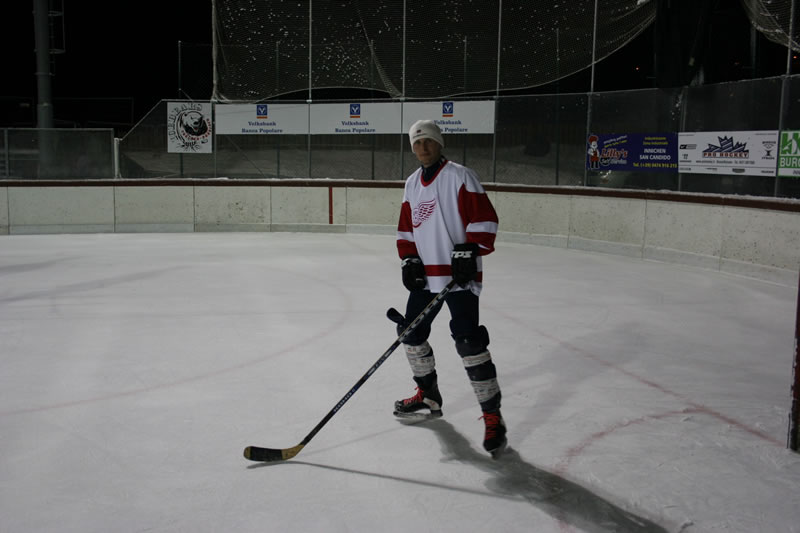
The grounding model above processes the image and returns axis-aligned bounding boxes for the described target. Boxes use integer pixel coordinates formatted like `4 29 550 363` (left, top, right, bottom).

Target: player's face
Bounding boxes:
413 138 442 167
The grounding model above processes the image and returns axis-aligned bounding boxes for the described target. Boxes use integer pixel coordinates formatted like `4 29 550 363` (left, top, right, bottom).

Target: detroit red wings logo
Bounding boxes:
412 199 437 228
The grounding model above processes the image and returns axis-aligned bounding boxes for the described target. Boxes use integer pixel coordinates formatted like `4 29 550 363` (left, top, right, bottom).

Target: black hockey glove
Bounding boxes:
451 242 480 287
401 255 426 291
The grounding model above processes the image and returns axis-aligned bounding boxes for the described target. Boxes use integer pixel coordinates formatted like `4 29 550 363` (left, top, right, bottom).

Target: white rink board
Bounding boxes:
1 184 798 284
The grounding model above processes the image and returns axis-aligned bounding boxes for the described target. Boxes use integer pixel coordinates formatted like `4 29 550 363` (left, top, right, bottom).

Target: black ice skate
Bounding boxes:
481 410 507 458
393 385 443 421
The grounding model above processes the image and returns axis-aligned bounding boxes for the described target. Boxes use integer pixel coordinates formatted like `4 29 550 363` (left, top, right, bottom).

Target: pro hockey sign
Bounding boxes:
678 130 778 176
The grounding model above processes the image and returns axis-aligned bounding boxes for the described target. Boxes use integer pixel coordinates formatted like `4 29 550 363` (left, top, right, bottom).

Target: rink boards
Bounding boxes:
1 180 798 284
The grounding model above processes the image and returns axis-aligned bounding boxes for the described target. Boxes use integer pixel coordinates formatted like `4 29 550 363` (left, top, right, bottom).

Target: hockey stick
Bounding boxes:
243 280 457 462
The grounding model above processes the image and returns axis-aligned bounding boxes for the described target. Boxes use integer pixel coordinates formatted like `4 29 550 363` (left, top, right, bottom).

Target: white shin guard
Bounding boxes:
462 350 500 404
404 342 435 378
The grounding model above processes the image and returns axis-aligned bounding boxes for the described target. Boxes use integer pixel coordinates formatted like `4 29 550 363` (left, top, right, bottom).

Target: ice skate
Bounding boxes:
481 410 507 458
393 385 443 421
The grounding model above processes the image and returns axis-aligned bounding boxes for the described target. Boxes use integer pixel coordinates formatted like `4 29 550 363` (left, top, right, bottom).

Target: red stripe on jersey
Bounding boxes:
397 201 414 233
397 201 419 258
467 232 497 255
425 264 452 276
397 240 418 258
457 185 498 255
425 264 483 282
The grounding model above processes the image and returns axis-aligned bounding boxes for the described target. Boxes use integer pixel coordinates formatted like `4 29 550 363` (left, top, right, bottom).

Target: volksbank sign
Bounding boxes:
214 101 495 135
311 102 402 134
215 103 309 135
404 101 495 134
312 101 494 134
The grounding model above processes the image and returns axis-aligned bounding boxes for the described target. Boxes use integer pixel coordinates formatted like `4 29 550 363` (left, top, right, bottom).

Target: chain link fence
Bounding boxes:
104 74 800 198
4 76 800 199
0 128 115 179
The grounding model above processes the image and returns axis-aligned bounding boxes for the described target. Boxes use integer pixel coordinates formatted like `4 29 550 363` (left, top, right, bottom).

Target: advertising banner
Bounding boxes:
403 101 495 134
215 103 309 135
167 102 213 153
678 131 778 176
778 130 800 178
585 133 677 172
310 102 402 134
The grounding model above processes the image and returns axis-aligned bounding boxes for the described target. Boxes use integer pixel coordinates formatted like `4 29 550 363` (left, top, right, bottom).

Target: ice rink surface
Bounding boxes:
1 232 799 533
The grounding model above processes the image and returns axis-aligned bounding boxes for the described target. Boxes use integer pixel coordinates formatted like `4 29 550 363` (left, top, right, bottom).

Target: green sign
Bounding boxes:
778 130 800 177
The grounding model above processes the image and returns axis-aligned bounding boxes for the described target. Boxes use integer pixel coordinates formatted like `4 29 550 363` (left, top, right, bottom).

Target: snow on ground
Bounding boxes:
0 232 798 532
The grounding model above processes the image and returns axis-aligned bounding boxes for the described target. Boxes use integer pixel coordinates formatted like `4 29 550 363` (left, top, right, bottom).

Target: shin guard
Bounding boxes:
455 327 501 412
461 350 501 412
404 342 436 390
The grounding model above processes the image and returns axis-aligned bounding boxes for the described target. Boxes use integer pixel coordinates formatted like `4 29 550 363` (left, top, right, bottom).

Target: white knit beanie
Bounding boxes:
408 119 444 149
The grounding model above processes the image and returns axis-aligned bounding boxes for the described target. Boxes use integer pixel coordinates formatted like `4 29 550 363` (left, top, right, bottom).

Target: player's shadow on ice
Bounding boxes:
257 418 668 533
420 419 668 533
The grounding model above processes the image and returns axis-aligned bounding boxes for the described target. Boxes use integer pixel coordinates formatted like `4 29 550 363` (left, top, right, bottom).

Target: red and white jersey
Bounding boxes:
397 159 498 295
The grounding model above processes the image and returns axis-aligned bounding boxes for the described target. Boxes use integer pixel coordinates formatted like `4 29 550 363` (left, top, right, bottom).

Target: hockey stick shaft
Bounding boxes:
244 280 457 462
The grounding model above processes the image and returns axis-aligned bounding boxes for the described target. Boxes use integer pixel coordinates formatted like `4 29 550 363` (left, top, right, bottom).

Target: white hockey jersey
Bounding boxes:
397 159 498 295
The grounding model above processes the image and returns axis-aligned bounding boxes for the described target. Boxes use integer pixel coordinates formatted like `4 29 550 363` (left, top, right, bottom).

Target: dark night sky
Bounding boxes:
0 1 791 129
1 1 213 125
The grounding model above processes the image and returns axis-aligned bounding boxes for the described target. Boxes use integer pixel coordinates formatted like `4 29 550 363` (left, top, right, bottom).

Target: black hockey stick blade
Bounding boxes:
244 443 304 463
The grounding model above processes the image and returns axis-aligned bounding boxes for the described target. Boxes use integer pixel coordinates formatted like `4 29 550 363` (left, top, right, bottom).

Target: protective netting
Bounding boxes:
740 0 800 52
212 0 658 101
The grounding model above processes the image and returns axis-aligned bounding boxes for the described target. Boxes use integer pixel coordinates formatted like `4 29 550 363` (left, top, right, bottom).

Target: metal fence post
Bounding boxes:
583 0 599 187
491 0 503 183
555 28 561 186
113 136 120 178
678 86 689 192
400 0 407 180
308 0 313 179
776 0 796 197
3 129 8 178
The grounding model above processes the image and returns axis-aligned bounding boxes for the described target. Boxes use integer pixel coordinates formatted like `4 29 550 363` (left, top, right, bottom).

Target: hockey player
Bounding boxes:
394 119 507 457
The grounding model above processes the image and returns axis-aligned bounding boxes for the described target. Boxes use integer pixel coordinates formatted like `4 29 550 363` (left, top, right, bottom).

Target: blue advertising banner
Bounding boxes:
586 133 678 172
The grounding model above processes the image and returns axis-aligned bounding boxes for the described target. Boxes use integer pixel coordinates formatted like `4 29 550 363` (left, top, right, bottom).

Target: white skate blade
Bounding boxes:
393 410 443 424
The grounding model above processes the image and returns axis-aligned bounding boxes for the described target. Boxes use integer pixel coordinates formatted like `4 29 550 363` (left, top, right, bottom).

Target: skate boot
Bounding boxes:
393 384 443 420
480 410 507 458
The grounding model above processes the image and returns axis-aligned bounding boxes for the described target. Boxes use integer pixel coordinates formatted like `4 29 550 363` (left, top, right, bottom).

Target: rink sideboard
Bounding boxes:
1 179 799 285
